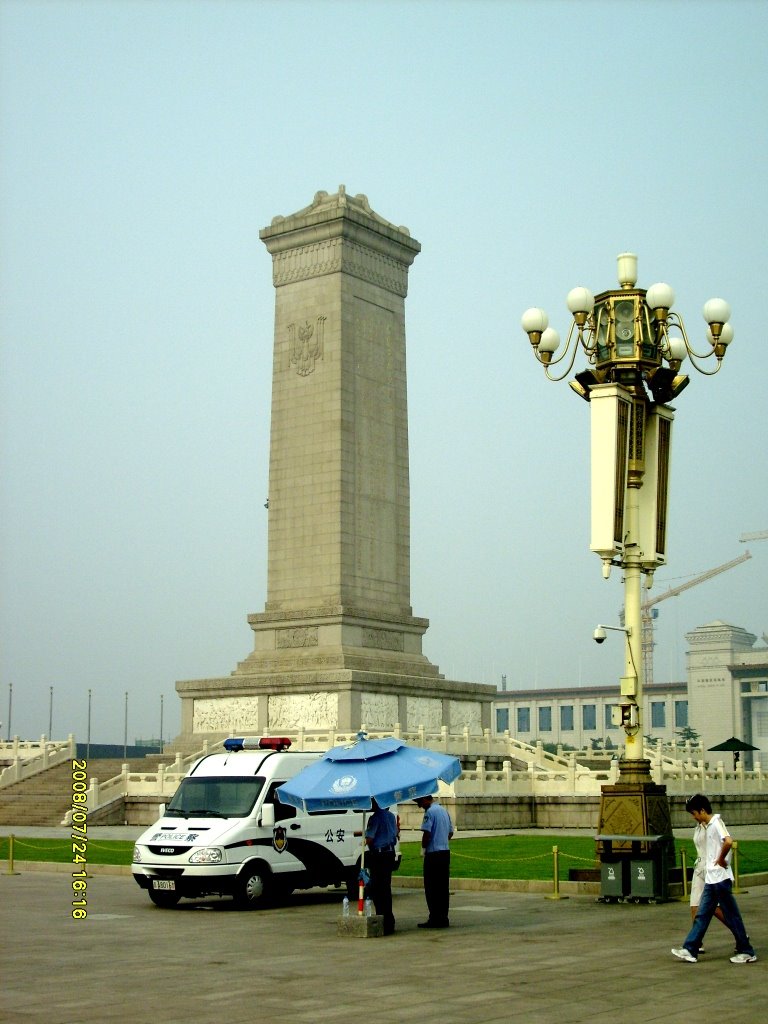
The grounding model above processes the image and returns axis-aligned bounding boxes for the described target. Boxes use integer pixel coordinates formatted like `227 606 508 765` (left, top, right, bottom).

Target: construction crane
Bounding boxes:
634 551 753 685
739 530 768 542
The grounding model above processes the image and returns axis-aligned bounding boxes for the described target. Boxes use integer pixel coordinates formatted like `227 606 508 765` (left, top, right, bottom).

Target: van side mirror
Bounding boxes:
158 803 166 818
261 803 275 828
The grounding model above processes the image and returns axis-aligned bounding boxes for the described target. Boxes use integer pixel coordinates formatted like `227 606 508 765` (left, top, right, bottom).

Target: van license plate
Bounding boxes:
152 880 175 891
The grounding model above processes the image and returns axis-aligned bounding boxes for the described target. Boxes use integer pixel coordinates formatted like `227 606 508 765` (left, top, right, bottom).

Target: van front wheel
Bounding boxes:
148 888 181 908
235 865 272 909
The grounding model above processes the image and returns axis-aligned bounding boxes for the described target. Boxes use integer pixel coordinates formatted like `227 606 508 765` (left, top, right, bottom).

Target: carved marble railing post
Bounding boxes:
475 759 486 794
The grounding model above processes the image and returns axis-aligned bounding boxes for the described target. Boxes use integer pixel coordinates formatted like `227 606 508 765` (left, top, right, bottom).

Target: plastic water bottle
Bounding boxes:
364 898 373 917
342 896 350 917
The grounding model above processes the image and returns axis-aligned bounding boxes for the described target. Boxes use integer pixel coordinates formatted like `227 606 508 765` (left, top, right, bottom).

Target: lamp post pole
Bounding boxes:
522 252 733 865
622 483 644 764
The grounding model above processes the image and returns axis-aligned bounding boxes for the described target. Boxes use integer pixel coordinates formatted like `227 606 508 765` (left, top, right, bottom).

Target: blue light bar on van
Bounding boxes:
223 737 292 752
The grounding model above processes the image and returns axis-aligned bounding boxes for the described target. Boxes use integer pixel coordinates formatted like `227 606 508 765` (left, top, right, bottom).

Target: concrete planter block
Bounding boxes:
337 914 384 938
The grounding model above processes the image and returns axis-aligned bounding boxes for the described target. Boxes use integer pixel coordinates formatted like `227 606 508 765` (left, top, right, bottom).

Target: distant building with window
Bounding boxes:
687 621 768 763
493 621 768 762
495 680 687 749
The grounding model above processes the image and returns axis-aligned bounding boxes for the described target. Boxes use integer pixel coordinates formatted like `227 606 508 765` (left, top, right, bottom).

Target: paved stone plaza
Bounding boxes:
2 866 764 1024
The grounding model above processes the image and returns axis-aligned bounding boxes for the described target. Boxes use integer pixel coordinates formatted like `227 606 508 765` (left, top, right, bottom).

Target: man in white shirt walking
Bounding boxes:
671 794 756 964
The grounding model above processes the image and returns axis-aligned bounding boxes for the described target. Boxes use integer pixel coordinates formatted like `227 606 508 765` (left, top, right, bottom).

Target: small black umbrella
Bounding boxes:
708 737 759 752
708 736 759 768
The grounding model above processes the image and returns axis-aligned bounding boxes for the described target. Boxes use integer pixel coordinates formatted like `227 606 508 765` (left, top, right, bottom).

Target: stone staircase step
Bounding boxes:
0 754 168 827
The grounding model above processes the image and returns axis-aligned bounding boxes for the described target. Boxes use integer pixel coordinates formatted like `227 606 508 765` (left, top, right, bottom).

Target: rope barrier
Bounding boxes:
0 837 133 852
449 849 553 865
0 835 134 872
2 835 764 885
555 850 601 865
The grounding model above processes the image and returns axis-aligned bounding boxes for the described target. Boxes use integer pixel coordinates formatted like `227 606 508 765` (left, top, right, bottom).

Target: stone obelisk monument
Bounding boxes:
176 187 494 741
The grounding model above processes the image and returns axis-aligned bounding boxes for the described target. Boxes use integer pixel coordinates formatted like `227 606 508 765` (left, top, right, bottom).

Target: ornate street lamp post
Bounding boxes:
522 253 732 870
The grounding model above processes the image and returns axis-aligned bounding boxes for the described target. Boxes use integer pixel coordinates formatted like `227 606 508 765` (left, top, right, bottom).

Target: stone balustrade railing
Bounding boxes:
444 757 765 798
55 727 766 823
0 735 77 788
60 743 215 824
293 726 596 773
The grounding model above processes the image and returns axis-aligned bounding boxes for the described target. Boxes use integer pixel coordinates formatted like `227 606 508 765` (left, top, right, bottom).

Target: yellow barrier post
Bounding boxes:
545 844 568 901
732 840 747 894
6 833 20 875
677 848 689 902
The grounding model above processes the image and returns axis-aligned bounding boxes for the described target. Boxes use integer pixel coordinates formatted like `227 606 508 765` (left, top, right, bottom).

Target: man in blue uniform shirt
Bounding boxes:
415 794 453 929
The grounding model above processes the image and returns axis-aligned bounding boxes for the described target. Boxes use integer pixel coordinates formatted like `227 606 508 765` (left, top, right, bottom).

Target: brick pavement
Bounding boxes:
1 867 764 1024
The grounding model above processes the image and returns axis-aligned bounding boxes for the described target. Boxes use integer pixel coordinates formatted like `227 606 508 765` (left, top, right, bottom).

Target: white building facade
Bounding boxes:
493 621 768 763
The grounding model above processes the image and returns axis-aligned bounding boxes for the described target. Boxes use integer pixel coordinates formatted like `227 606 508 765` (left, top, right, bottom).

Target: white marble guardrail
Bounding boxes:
59 743 216 825
54 727 767 822
445 758 766 798
0 735 77 788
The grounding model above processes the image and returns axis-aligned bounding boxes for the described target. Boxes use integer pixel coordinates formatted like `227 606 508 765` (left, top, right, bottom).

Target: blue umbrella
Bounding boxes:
276 732 461 916
276 732 461 813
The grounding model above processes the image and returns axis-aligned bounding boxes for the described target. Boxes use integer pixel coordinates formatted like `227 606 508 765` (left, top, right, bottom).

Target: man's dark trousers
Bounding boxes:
423 850 450 926
368 850 396 934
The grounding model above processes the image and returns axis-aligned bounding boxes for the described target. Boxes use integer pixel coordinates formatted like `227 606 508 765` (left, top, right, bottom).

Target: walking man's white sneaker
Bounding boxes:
730 953 757 964
671 948 697 963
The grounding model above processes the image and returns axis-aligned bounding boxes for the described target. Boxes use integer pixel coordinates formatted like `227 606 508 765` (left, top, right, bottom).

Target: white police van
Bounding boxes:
132 737 366 909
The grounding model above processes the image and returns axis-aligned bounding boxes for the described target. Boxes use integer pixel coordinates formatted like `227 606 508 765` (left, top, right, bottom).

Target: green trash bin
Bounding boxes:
629 839 672 902
600 860 627 901
629 859 657 899
597 833 672 903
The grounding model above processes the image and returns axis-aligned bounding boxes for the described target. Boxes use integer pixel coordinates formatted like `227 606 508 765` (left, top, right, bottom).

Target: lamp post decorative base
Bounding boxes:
599 759 673 844
597 762 675 902
616 757 654 785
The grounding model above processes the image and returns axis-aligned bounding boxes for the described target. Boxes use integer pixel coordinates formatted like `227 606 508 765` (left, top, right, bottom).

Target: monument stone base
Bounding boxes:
176 666 495 742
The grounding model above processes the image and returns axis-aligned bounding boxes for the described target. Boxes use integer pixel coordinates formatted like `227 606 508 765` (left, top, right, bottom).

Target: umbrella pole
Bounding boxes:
358 811 367 916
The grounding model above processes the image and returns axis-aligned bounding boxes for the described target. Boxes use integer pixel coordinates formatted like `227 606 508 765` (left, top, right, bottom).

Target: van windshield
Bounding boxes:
165 777 265 818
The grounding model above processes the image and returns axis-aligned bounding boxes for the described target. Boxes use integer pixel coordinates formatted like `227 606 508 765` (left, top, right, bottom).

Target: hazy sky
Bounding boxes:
2 0 766 745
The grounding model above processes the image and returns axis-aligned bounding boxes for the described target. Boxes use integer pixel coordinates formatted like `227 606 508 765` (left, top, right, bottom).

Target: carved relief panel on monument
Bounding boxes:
407 696 443 732
276 626 319 648
362 628 404 651
269 692 338 730
449 700 482 734
361 693 399 731
287 315 326 376
193 697 260 733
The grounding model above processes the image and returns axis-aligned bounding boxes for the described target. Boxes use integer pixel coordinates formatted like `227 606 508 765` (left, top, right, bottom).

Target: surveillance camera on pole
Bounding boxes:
593 623 629 644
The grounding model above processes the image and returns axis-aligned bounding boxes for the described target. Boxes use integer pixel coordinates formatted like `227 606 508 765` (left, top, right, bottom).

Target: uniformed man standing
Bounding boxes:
415 793 453 929
365 798 398 935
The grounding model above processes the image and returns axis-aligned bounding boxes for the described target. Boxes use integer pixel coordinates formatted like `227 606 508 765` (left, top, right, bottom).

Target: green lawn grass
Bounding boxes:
2 836 135 866
398 835 599 880
396 836 768 880
4 834 768 879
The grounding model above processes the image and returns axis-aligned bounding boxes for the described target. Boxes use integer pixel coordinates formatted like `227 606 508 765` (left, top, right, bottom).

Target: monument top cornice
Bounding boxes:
260 185 421 263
